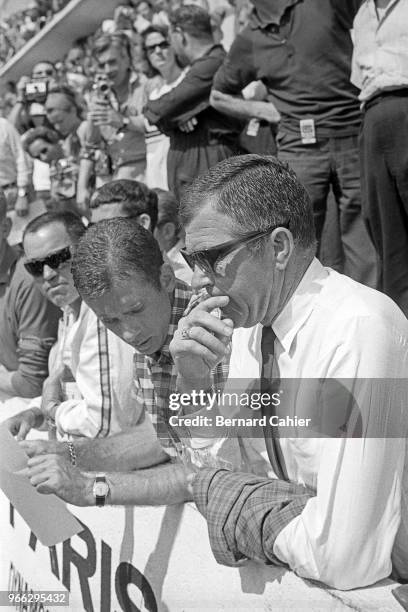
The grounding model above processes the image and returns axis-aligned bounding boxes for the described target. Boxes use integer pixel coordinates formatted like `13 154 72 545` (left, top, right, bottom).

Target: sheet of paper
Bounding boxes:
0 425 83 546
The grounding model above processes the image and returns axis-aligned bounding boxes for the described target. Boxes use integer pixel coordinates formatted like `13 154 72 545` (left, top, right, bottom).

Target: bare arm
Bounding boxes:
20 417 169 472
210 89 280 124
26 454 193 507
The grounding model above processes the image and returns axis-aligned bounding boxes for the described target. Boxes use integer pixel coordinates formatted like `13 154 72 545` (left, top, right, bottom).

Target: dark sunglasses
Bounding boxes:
145 40 170 53
24 246 72 277
180 224 288 275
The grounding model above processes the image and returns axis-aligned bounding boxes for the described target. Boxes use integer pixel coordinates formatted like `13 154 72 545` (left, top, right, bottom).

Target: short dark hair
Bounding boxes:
90 179 158 231
170 6 213 39
141 25 169 77
154 188 180 232
180 154 316 249
72 218 164 298
23 211 86 245
92 32 132 61
21 126 60 152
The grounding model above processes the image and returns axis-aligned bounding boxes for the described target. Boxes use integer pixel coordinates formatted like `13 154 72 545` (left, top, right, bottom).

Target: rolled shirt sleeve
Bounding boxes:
192 468 314 567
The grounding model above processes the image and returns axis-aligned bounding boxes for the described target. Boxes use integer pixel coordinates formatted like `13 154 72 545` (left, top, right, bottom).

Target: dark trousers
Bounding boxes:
278 132 377 288
167 136 239 202
360 96 408 317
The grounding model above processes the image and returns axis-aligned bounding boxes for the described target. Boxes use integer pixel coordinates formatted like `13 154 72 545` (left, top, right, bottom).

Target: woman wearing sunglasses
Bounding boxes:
141 25 187 189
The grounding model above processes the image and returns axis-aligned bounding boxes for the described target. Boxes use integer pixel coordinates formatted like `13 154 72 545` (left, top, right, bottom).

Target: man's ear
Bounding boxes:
160 262 176 293
161 221 177 242
138 213 152 231
270 228 294 270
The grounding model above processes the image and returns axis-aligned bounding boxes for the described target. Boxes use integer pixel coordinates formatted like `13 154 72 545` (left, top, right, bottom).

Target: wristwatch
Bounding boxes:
92 475 110 507
18 187 27 197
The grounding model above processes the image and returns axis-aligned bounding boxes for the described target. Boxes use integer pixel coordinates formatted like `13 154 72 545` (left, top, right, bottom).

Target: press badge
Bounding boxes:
300 118 316 144
246 118 260 137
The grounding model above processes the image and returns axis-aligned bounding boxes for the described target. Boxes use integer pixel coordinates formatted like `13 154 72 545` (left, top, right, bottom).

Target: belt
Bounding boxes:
1 182 16 190
364 88 408 112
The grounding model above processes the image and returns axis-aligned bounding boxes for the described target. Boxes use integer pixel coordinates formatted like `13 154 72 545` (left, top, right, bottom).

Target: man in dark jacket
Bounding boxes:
144 5 243 200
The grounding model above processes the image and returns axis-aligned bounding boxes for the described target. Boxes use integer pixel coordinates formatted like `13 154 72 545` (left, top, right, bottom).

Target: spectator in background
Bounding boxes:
8 60 57 134
141 25 186 189
154 187 192 283
351 0 408 317
78 33 147 211
7 210 136 438
0 189 59 398
0 117 33 216
44 84 86 208
210 0 376 288
143 5 243 201
89 179 158 228
22 127 64 200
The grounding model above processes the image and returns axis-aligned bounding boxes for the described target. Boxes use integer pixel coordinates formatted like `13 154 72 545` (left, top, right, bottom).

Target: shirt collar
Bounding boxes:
250 0 301 28
149 279 192 365
272 258 328 353
0 243 19 285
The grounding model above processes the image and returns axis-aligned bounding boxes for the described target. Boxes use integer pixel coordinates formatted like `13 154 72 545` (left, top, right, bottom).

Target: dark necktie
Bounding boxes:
261 325 289 481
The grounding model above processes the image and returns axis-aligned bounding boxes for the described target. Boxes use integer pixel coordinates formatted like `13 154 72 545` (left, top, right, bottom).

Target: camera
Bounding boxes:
92 73 112 102
25 80 48 103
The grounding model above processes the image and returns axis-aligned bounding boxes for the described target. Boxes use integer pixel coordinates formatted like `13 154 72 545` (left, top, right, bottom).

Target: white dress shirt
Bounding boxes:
227 259 408 589
0 117 32 188
351 0 408 102
30 302 138 438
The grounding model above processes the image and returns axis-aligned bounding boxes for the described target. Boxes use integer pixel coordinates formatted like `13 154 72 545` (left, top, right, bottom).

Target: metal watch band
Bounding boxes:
66 441 77 467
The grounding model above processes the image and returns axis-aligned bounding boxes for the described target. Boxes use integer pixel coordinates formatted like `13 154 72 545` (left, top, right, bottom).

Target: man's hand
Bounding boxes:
88 100 124 130
170 295 233 386
27 454 93 506
16 75 30 101
20 439 67 458
178 117 198 133
14 195 29 217
6 408 44 441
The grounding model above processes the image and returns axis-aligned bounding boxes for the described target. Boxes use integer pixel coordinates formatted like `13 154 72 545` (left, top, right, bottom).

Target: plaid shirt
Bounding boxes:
192 468 315 567
133 280 229 455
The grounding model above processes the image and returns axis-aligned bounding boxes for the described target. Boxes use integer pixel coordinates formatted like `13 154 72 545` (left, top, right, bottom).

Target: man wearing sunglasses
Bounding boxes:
6 210 136 440
0 189 59 399
19 218 231 508
167 154 408 589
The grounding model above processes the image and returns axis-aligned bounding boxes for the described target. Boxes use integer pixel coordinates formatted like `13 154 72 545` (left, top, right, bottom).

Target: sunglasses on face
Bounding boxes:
145 40 170 54
24 246 72 277
180 224 288 275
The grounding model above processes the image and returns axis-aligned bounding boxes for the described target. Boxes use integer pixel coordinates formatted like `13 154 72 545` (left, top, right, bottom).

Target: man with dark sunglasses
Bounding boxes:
168 154 408 589
0 189 59 399
6 210 136 440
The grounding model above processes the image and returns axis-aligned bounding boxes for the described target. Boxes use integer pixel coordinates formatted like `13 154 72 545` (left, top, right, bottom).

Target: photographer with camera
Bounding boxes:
8 61 57 134
42 85 89 210
78 33 147 211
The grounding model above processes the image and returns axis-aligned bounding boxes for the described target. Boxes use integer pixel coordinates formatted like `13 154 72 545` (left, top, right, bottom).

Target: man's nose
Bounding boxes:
42 264 57 280
192 265 213 292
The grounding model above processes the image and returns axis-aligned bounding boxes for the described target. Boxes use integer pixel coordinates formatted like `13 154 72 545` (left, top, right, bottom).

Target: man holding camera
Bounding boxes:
78 33 147 210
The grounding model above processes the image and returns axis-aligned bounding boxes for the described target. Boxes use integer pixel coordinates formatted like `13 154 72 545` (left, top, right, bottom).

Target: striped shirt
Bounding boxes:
133 280 229 456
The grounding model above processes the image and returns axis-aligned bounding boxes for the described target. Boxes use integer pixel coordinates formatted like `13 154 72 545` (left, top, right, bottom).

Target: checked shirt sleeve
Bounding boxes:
192 468 315 567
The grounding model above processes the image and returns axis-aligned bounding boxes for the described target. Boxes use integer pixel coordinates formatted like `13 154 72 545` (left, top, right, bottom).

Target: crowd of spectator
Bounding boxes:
1 0 408 600
0 0 71 69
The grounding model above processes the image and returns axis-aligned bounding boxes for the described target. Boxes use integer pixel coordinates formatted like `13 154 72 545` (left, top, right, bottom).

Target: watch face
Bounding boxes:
94 481 109 497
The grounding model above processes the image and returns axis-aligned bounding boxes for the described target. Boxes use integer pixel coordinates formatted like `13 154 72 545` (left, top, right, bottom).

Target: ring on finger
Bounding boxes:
181 328 190 340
